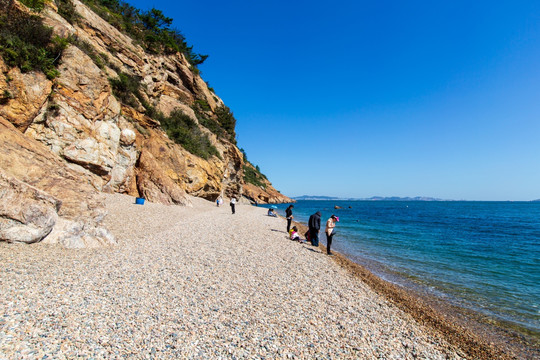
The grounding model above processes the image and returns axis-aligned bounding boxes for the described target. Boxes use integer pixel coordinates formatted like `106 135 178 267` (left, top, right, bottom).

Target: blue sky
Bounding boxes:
128 0 540 200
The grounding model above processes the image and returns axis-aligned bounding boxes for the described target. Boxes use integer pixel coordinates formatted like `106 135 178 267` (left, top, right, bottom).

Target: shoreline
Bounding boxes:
289 218 539 359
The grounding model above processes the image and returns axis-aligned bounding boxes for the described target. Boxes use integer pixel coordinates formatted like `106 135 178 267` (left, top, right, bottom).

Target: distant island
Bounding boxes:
293 195 445 201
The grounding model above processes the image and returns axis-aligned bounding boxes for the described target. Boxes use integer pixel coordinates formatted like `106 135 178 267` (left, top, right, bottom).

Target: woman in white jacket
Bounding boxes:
325 215 339 255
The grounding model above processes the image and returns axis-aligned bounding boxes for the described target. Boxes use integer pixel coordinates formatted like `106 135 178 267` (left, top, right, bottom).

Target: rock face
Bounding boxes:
0 0 291 246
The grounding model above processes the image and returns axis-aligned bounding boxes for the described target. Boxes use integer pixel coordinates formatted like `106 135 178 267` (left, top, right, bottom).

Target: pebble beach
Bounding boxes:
0 194 519 359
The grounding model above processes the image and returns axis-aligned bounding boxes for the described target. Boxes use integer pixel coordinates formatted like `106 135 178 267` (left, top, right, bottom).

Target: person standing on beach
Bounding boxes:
230 196 237 214
325 215 338 255
285 205 294 233
308 211 321 247
216 196 222 207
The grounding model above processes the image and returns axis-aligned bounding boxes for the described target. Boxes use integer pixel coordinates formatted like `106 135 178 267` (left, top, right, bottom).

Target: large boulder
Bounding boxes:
0 172 61 244
0 118 115 248
41 218 115 249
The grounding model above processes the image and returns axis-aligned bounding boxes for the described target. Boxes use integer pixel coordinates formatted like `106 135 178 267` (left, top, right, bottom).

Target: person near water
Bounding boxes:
216 196 222 207
308 211 321 247
230 196 237 214
267 208 277 217
289 226 300 241
285 205 294 233
325 214 339 255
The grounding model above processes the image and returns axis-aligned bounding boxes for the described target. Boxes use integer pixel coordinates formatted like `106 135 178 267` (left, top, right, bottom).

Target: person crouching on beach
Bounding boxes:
325 215 339 255
289 226 298 240
268 208 277 217
308 211 321 247
289 226 303 242
230 196 237 214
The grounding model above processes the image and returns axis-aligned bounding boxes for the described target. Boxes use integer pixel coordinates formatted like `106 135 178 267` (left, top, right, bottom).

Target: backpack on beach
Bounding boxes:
304 230 311 243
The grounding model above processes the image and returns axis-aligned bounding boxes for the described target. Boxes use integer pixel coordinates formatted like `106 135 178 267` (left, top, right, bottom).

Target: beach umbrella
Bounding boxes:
270 205 278 209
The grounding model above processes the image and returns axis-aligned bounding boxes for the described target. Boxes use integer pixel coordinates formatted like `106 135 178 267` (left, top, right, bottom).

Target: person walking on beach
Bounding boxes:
230 196 237 214
285 205 294 233
325 215 339 255
216 196 222 207
308 211 321 247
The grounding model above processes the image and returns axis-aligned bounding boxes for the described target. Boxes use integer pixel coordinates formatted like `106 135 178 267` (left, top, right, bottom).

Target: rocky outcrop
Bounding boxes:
0 171 60 244
0 118 115 248
0 67 52 132
136 131 192 206
240 162 293 204
243 183 293 204
0 0 291 246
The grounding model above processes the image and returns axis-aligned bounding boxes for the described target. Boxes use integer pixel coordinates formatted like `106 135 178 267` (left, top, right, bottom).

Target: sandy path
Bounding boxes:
0 194 465 359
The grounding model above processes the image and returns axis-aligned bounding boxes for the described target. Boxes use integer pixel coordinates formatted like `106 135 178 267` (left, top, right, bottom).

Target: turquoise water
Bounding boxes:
268 200 540 336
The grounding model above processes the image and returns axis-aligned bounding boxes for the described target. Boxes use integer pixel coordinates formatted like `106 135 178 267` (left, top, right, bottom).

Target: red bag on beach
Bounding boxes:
304 230 311 243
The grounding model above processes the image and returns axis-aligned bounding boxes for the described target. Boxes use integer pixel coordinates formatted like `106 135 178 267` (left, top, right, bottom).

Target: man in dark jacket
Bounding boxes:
308 211 321 247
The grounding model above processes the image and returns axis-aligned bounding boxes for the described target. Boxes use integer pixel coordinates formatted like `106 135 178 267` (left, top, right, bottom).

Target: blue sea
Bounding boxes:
266 200 540 338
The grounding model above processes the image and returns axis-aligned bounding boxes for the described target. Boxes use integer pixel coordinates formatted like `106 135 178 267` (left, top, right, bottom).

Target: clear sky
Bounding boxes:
127 0 540 201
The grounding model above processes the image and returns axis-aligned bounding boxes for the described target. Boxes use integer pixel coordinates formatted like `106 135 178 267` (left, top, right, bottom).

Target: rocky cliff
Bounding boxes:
0 0 292 247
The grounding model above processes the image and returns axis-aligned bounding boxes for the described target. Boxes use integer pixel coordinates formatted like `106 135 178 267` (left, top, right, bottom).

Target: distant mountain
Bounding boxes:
292 195 445 201
366 196 444 201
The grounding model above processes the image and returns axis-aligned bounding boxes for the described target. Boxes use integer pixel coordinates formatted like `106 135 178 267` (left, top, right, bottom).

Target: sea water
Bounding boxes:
268 200 540 337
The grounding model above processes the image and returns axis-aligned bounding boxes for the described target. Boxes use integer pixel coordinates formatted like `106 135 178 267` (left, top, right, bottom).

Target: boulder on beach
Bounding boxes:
0 171 60 244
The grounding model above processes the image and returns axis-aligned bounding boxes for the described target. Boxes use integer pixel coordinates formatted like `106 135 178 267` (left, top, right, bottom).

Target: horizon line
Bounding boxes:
289 195 540 202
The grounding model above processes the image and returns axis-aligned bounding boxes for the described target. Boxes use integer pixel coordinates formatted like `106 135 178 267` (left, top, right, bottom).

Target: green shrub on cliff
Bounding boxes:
56 0 80 24
70 37 107 69
215 105 236 141
239 148 248 162
0 14 68 79
159 110 221 160
109 72 143 108
109 72 221 160
18 0 49 12
194 99 211 112
243 164 267 189
192 102 237 144
81 0 207 67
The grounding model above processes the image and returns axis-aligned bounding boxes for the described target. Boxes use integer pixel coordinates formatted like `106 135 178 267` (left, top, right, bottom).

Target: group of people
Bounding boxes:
216 195 237 214
216 197 339 255
285 205 339 255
